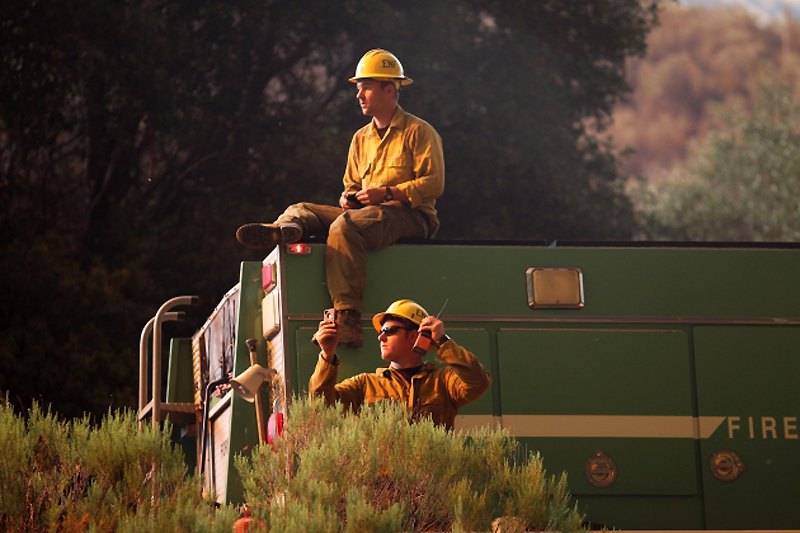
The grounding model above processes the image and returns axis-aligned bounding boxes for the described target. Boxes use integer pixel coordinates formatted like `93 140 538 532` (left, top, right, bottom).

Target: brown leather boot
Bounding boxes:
335 309 363 349
236 222 302 250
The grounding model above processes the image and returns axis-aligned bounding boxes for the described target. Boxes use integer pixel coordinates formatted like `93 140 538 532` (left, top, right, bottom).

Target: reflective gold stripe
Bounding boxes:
454 414 501 430
455 415 726 439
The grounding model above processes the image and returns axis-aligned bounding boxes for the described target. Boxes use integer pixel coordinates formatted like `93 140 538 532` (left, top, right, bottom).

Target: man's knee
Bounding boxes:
284 202 314 217
282 202 343 232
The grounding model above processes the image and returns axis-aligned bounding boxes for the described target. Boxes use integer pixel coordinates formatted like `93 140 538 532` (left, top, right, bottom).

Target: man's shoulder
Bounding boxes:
352 121 373 139
339 367 391 380
373 366 392 377
397 107 437 133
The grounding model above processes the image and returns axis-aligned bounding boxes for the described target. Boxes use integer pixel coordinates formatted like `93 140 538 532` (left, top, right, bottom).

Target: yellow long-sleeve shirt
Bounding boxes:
308 339 491 430
342 105 445 235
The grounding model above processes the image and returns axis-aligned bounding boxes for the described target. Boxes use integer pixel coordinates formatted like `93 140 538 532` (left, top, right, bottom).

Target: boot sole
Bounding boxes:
236 224 282 250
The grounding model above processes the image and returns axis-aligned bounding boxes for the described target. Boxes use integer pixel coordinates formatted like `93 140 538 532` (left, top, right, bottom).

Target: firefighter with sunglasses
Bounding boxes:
308 299 491 430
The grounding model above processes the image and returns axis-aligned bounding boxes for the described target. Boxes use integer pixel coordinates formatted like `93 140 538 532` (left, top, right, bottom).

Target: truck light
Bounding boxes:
526 267 585 309
286 243 311 255
262 262 277 292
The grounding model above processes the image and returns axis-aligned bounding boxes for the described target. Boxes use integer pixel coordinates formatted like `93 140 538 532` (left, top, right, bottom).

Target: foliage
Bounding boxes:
610 2 800 178
630 81 800 241
0 233 153 417
236 396 584 532
0 394 584 532
1 1 661 417
396 1 661 241
0 398 237 532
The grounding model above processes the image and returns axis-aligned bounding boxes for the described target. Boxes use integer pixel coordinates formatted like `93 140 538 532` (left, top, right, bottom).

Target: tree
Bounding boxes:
609 3 800 179
630 81 800 241
387 1 661 240
1 0 661 418
1 1 364 418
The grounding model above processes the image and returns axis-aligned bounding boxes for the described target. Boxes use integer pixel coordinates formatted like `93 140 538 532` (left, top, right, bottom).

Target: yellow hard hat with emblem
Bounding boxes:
372 299 428 331
349 49 413 86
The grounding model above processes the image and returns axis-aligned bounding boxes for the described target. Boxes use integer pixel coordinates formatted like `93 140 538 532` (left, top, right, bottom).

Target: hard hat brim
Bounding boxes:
349 76 413 86
372 312 390 331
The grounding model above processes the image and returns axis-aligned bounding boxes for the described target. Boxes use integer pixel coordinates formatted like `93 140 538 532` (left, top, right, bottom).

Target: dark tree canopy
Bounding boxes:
0 0 661 417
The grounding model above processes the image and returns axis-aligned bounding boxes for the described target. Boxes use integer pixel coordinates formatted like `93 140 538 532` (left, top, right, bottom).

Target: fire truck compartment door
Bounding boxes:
497 328 698 497
694 326 800 530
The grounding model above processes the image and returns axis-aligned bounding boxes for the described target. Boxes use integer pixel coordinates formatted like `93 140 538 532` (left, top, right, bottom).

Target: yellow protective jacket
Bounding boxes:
308 339 491 430
342 105 444 235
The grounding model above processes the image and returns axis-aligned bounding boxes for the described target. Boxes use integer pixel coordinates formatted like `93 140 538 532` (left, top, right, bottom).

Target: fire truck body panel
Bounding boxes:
181 242 799 529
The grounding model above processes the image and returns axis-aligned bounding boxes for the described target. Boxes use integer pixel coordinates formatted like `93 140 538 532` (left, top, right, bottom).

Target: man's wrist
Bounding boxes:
321 352 338 364
384 185 393 201
436 334 451 347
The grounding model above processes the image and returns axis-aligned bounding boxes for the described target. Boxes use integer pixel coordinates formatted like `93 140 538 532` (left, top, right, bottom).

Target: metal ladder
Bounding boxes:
138 295 199 430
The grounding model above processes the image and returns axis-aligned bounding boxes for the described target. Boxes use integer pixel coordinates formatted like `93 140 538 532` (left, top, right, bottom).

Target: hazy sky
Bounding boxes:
681 0 800 22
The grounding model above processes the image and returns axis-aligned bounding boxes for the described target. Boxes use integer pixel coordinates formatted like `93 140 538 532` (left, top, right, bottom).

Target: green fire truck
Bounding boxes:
139 241 800 530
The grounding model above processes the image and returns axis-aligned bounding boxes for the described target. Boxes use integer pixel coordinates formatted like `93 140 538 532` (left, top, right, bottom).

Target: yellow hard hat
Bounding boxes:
349 49 413 86
372 299 428 331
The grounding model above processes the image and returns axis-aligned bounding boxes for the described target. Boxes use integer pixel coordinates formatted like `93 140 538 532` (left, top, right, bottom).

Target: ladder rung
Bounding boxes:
138 400 196 425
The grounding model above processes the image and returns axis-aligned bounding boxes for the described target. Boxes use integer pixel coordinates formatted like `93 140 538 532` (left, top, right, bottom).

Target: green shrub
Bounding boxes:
236 397 585 532
0 397 236 532
0 395 585 532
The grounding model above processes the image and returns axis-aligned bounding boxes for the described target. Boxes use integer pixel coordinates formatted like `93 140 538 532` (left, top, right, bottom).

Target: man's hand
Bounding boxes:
315 320 338 362
340 191 365 210
353 186 407 206
354 187 382 205
418 316 445 344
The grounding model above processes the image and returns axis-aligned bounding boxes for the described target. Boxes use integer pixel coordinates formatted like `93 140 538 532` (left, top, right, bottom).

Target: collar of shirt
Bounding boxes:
377 361 436 379
369 105 407 139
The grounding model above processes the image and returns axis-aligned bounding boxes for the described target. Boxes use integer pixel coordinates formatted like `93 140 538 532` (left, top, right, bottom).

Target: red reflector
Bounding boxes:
286 243 311 255
262 262 276 292
267 412 284 448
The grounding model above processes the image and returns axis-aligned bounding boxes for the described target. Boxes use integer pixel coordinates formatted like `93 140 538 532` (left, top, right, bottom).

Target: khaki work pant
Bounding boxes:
276 203 428 311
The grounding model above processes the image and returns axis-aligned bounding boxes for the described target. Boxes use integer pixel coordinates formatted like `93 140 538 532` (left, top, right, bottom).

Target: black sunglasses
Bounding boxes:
379 325 415 336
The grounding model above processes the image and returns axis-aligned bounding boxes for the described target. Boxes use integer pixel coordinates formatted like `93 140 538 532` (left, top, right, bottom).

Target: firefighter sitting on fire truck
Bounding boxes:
236 49 444 350
308 299 491 430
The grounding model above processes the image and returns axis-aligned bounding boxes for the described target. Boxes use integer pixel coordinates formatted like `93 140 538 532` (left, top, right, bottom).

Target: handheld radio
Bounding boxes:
412 299 449 354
